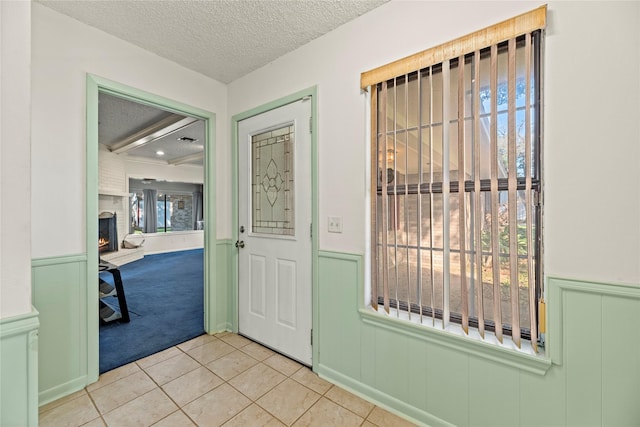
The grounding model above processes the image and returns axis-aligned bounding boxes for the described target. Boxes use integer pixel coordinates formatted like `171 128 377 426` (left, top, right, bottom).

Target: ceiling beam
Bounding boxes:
168 151 204 166
109 114 199 154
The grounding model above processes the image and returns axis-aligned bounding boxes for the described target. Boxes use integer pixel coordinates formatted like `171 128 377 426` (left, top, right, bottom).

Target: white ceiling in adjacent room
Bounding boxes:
99 92 205 166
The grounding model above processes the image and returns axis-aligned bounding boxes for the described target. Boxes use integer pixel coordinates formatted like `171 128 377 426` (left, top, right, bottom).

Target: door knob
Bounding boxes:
235 240 245 249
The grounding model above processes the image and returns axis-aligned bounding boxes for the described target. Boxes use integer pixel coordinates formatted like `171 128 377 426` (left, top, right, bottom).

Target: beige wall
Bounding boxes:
542 1 640 284
30 3 229 260
0 0 32 318
229 0 640 286
24 1 640 320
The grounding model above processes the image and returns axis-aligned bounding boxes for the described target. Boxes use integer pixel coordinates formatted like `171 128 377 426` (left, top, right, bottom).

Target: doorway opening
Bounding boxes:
86 75 216 380
97 92 206 372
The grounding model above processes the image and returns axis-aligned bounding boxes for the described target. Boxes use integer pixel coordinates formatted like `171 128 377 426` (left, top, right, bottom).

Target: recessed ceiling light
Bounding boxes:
156 150 165 156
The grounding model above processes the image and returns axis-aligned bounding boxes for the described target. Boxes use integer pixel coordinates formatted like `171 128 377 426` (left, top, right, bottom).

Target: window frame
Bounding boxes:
363 6 547 355
129 188 198 234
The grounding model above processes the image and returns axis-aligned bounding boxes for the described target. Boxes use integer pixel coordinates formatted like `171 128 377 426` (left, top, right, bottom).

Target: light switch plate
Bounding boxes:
328 216 342 233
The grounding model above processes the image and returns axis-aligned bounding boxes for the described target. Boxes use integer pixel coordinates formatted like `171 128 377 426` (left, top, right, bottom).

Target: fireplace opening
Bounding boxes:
99 212 118 253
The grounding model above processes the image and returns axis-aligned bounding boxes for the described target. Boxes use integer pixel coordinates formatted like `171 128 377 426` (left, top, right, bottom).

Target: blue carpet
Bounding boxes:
99 249 204 373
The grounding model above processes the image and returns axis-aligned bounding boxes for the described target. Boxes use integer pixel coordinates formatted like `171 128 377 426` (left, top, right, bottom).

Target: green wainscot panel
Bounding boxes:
425 342 469 427
0 309 39 427
601 295 640 426
318 252 363 378
468 357 520 426
564 290 602 427
313 252 640 427
32 256 88 405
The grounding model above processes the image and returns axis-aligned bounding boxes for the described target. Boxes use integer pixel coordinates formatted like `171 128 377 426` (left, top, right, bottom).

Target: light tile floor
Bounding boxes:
39 332 417 427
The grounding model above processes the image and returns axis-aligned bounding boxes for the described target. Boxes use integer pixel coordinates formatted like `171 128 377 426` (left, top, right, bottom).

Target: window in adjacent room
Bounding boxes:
129 180 203 234
363 6 546 351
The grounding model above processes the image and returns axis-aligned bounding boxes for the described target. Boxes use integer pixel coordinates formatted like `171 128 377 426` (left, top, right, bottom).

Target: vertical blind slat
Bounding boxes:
380 82 390 313
417 70 424 323
489 44 503 342
525 33 538 352
473 50 485 338
370 87 379 311
392 79 400 318
442 60 451 329
507 38 521 347
457 55 469 334
429 67 436 327
404 76 412 320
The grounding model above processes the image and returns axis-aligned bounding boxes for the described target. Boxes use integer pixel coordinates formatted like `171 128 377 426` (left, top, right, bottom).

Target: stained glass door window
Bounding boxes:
251 124 295 236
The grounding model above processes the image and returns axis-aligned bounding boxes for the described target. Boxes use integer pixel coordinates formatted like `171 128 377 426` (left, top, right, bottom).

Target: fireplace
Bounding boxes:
99 212 118 253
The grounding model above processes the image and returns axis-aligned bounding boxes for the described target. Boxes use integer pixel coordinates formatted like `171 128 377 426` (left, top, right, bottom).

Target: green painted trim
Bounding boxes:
548 276 640 298
317 250 363 262
319 250 551 375
230 87 319 370
230 107 239 333
31 254 87 268
203 102 217 335
90 76 215 119
215 239 234 332
0 308 39 427
317 364 444 427
547 276 640 366
86 76 100 385
38 377 88 407
359 309 551 376
309 89 320 374
86 74 216 382
28 328 39 427
0 308 39 338
231 88 317 123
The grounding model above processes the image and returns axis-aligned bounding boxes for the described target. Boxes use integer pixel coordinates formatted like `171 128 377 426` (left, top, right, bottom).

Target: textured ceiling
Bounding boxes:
49 0 387 166
37 0 388 84
99 93 175 147
99 93 205 166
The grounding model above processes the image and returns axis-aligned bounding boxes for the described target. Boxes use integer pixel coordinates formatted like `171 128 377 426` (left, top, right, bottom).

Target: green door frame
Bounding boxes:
85 74 217 383
231 87 319 371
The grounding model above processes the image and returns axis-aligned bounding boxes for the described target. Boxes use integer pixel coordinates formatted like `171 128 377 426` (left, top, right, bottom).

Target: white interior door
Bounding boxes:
238 99 312 365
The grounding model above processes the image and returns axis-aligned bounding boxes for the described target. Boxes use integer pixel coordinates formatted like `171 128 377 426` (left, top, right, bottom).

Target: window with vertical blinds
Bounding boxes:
363 7 545 351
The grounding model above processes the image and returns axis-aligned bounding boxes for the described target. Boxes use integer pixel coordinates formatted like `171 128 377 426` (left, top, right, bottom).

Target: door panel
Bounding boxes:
276 259 296 328
238 99 312 365
250 255 267 318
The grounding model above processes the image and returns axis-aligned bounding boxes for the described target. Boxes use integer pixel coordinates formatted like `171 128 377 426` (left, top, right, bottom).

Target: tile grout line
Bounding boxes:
183 352 362 426
244 366 311 426
194 339 318 426
147 335 274 426
72 334 396 427
323 385 375 425
83 389 108 426
94 351 197 425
